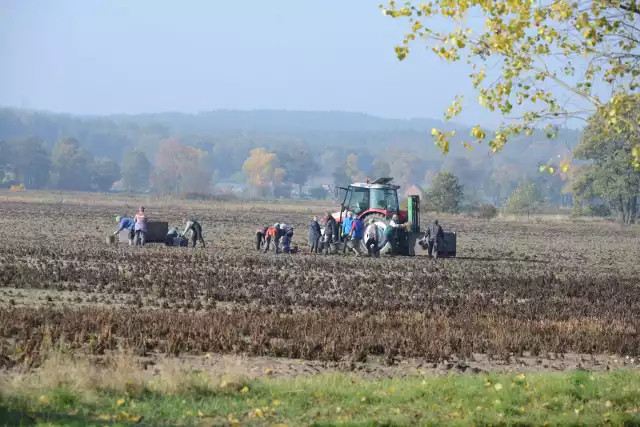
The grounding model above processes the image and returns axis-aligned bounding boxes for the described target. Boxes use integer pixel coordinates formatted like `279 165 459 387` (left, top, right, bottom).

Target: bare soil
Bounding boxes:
1 192 639 378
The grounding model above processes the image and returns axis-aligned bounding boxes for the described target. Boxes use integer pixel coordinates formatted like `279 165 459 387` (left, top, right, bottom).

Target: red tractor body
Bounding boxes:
331 177 406 224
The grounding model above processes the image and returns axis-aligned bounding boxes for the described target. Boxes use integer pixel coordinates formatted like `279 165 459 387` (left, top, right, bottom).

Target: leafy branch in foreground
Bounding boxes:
381 0 640 167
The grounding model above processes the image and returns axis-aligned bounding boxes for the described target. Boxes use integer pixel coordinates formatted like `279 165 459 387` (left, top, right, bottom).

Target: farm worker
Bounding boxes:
255 226 269 251
165 227 178 246
133 207 148 246
341 211 354 254
347 216 364 256
380 214 400 256
114 215 135 246
308 216 321 254
364 219 380 257
182 218 206 248
264 223 281 253
165 227 187 247
388 213 401 228
280 224 294 253
423 219 445 259
323 213 337 255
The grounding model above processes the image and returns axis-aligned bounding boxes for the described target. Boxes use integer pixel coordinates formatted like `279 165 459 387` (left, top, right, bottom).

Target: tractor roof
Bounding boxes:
349 177 400 190
350 183 400 189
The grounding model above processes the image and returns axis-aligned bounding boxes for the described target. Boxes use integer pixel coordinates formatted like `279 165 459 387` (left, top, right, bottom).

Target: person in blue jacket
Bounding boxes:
113 215 135 245
341 211 354 254
346 216 364 256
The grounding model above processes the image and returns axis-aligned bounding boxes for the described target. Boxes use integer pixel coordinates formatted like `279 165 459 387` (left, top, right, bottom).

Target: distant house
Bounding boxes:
214 182 247 195
405 185 424 199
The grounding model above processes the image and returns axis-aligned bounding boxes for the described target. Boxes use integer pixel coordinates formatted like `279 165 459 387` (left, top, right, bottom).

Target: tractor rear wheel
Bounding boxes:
361 213 392 256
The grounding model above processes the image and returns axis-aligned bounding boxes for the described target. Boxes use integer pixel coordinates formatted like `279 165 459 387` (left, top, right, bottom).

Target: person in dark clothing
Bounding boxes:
423 219 445 258
280 224 294 253
308 216 321 253
165 227 188 246
255 226 269 250
323 212 338 255
182 219 206 248
166 227 179 246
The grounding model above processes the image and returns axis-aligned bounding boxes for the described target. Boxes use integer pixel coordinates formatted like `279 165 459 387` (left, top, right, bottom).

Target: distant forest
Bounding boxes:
0 108 580 206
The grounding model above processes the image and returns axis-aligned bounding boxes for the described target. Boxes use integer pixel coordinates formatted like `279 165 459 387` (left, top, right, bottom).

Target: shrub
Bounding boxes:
503 181 545 216
477 203 498 220
583 203 611 217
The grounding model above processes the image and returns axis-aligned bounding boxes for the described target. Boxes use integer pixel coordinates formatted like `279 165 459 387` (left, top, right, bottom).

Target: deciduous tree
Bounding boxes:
51 138 93 191
242 148 286 197
153 138 213 195
381 0 640 166
371 158 392 178
570 105 640 223
5 137 51 188
389 150 424 189
278 147 318 191
92 158 121 192
345 153 366 181
425 171 464 212
121 149 152 191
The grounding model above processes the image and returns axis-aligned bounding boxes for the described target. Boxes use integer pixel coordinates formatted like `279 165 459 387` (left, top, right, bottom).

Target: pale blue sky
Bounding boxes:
1 0 499 124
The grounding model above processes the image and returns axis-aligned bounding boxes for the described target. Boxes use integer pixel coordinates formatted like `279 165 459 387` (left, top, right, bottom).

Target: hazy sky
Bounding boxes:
1 0 497 123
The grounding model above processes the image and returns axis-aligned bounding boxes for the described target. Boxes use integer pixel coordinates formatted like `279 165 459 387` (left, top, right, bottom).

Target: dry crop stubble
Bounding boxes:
0 195 639 372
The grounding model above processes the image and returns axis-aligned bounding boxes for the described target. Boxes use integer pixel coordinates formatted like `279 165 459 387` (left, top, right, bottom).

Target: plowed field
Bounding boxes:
1 192 639 377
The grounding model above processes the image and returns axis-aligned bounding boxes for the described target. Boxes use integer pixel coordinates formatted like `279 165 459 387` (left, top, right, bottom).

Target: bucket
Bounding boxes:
106 235 116 245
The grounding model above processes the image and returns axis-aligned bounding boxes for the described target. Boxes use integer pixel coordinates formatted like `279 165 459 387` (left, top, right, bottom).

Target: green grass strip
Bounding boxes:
2 370 640 426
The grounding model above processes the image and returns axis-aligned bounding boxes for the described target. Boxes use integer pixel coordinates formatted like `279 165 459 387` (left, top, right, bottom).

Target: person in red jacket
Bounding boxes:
264 224 281 253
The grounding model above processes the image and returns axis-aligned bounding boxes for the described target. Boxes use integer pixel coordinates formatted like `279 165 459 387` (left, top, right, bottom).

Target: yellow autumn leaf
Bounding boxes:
494 383 503 391
117 398 125 407
39 395 49 404
241 386 249 393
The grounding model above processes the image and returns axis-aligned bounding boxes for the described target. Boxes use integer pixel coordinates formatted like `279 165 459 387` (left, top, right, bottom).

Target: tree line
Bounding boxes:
1 107 637 223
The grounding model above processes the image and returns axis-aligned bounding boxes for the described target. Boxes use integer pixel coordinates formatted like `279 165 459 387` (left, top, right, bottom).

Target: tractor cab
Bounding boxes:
334 177 408 223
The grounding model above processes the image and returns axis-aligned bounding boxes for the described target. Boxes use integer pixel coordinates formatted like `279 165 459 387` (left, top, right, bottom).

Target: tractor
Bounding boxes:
322 177 456 257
